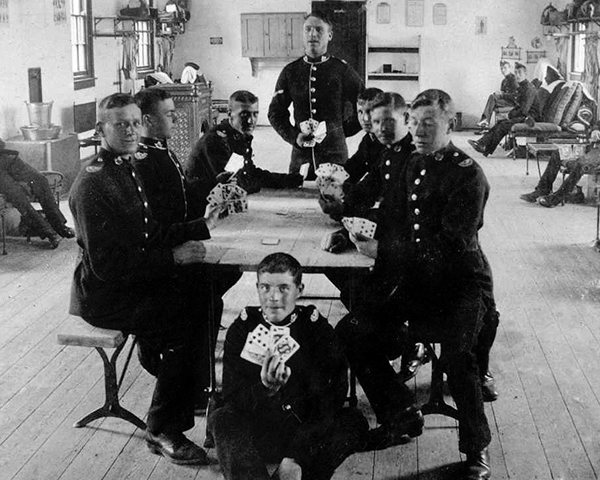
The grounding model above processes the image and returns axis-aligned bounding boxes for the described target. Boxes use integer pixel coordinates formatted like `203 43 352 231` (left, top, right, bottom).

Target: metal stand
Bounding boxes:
73 337 146 430
419 343 459 420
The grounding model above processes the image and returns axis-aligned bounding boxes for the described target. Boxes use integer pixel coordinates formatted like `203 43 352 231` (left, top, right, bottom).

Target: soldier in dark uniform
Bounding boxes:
0 141 74 248
186 90 302 207
469 62 541 157
69 93 209 466
318 87 385 222
268 12 364 177
133 88 240 412
208 253 368 480
338 90 496 480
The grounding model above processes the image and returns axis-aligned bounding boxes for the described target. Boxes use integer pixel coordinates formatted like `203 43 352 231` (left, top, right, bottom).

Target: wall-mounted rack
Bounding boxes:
93 16 140 37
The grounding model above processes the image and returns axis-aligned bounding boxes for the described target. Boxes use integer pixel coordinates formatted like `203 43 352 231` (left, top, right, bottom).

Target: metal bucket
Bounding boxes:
25 101 53 128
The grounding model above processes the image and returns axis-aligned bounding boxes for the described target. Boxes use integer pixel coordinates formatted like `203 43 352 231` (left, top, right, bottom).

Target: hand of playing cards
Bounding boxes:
206 182 248 218
341 216 377 239
316 163 349 203
241 324 300 366
299 119 327 147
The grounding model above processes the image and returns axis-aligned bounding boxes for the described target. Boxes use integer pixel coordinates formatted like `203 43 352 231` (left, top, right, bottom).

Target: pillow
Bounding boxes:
550 82 578 125
560 83 583 126
542 80 566 122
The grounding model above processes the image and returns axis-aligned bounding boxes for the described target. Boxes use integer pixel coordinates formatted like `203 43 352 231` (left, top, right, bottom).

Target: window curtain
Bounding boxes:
554 35 569 79
121 34 139 94
158 36 176 77
582 31 600 106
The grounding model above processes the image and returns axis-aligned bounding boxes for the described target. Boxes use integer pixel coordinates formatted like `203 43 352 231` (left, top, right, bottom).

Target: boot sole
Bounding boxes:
146 442 208 465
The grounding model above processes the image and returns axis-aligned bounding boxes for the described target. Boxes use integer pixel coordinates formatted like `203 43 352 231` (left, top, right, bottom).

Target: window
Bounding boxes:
70 0 95 89
135 20 154 73
571 22 586 75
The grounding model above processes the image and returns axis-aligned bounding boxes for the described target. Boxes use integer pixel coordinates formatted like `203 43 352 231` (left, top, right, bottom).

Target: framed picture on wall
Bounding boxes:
501 47 522 60
475 16 487 35
433 3 447 25
527 50 546 63
406 0 424 27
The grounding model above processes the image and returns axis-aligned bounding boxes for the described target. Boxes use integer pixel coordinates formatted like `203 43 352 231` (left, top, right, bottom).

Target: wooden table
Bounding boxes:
204 183 374 274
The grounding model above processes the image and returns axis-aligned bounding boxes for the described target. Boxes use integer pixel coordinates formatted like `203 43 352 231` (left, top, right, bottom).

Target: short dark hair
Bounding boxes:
257 252 303 286
499 60 511 67
134 88 172 116
305 11 334 29
357 87 384 104
514 62 527 72
229 90 258 109
411 89 455 117
98 93 137 122
370 91 407 112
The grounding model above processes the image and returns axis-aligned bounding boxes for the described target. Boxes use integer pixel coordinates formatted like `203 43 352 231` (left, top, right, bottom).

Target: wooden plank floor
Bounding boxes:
2 129 600 480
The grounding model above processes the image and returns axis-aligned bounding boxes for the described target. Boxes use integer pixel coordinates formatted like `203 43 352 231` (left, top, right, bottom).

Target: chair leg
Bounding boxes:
419 344 459 420
74 342 146 430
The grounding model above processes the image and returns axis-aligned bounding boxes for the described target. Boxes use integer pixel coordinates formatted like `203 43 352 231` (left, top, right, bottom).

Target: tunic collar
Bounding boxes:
303 53 330 64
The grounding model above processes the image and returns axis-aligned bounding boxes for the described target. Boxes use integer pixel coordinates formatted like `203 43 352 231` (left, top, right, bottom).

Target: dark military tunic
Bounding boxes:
343 132 386 185
133 137 209 246
186 119 302 202
69 148 175 319
343 133 414 219
268 54 364 174
210 305 367 478
69 147 201 434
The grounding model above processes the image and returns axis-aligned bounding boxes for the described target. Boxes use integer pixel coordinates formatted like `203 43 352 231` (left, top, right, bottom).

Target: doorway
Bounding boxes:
311 1 366 82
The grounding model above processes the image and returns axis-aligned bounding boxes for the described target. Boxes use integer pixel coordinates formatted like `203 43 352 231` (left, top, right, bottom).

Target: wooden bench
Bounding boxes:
57 317 146 430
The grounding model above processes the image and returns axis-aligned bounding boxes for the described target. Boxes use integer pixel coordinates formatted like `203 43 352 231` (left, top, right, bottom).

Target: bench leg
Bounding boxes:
420 345 459 420
74 343 146 430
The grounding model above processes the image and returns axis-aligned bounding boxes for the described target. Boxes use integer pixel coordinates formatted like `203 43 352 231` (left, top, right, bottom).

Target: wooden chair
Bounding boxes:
57 317 146 430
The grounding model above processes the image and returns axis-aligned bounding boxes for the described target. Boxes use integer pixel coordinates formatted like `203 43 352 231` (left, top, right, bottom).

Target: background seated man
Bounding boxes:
520 129 600 207
477 60 518 130
208 252 368 480
0 140 74 248
69 93 211 466
469 62 541 157
186 90 303 209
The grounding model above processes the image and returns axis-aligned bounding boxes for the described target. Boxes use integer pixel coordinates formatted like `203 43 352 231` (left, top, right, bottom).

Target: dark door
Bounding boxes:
311 1 366 82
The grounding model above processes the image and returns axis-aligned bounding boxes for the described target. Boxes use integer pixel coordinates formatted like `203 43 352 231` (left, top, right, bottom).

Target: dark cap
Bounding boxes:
184 62 200 70
515 62 526 70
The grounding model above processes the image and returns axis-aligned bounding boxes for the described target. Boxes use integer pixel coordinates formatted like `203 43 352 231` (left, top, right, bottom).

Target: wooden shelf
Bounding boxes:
368 46 419 53
368 73 419 81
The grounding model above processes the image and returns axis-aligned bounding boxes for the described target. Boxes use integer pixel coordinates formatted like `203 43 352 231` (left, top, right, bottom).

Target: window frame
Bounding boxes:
570 22 586 78
71 0 95 90
134 20 155 76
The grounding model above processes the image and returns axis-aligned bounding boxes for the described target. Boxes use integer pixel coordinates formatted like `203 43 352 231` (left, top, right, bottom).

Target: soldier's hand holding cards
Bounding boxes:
206 182 249 219
241 323 300 366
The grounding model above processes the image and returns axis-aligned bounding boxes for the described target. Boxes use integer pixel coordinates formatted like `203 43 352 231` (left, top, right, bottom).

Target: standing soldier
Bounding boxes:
268 11 364 177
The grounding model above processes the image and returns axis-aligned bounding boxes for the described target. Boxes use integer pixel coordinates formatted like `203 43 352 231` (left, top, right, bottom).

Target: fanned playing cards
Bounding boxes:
315 162 349 202
341 216 377 239
206 182 248 216
240 323 300 366
299 119 327 147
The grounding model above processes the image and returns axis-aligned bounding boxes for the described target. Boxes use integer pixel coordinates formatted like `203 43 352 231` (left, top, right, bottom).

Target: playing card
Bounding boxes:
240 324 270 366
299 118 319 134
341 217 377 239
315 163 335 178
268 325 290 350
313 121 327 143
272 334 300 363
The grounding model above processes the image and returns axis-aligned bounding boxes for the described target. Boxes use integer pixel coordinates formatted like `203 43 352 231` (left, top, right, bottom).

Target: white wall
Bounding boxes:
174 0 555 127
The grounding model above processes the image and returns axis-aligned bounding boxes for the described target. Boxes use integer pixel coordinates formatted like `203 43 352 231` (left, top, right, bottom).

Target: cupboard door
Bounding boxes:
286 13 305 57
241 14 264 57
264 14 287 57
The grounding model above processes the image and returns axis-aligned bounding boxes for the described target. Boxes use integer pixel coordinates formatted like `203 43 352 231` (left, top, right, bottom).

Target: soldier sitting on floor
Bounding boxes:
186 90 303 210
0 140 74 249
208 252 368 480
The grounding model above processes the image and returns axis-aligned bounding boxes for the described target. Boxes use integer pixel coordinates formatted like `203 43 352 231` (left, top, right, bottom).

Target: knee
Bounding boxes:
440 349 477 376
